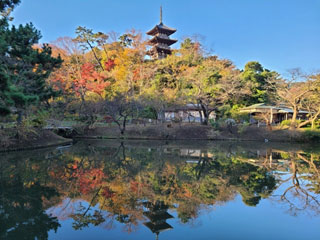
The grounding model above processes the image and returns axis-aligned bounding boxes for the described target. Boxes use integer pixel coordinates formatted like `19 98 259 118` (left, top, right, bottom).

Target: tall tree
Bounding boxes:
74 26 107 70
0 0 20 13
182 56 245 125
271 69 312 129
297 73 320 129
0 0 62 118
241 61 277 105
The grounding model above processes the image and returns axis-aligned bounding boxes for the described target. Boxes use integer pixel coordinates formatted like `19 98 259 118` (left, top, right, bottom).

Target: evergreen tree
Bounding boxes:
0 0 62 117
241 61 277 105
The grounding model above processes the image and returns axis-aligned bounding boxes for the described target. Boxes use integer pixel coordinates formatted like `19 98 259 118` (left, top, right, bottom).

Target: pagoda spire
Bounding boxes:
160 6 163 24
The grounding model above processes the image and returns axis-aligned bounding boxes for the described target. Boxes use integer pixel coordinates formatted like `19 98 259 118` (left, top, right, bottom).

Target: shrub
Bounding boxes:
301 130 320 142
280 120 291 127
15 119 39 141
210 119 219 129
0 130 13 148
31 110 50 128
230 105 250 123
139 106 158 119
238 122 250 134
210 119 229 130
313 120 320 129
281 119 301 127
218 104 249 123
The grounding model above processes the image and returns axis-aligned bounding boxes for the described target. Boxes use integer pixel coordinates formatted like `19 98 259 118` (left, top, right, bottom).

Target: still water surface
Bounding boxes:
1 140 320 240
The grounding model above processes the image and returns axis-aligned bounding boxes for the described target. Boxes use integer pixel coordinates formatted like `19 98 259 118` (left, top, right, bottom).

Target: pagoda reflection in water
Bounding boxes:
143 200 174 240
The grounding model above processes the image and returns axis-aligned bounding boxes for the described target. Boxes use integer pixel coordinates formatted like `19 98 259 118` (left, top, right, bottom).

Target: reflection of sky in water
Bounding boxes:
2 140 320 240
47 192 320 240
46 174 320 240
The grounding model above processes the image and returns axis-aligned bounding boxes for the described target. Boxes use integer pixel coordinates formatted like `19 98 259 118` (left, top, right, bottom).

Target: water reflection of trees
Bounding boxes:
0 154 60 240
1 141 320 238
275 152 320 216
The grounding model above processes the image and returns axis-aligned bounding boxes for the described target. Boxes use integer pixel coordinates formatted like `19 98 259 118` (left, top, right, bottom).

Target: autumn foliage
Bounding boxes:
74 63 110 98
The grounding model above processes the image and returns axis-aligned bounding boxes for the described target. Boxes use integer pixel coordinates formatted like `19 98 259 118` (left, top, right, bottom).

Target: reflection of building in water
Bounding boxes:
180 148 214 158
240 150 292 172
143 201 174 240
164 148 213 158
163 148 214 165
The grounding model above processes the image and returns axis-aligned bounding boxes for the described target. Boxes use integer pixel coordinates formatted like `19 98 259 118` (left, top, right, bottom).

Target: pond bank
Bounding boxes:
75 124 319 143
0 129 72 152
1 124 318 152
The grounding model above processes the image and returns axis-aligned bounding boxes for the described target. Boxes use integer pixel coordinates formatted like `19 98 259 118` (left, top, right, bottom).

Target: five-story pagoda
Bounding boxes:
147 7 177 59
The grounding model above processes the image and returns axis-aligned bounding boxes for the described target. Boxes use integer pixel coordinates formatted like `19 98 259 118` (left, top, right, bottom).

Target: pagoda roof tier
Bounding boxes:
147 23 176 36
144 222 173 234
149 36 177 45
143 211 174 222
147 46 172 55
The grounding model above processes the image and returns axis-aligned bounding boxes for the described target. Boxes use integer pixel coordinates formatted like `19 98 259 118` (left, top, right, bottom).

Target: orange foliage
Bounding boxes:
104 59 115 71
74 63 111 98
79 169 106 195
101 186 114 198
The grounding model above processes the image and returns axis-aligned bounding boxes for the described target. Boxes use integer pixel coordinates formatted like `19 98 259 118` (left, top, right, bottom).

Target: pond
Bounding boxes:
1 140 320 240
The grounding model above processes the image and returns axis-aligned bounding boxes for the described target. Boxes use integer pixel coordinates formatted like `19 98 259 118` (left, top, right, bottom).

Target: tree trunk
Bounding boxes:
198 110 203 124
87 40 104 70
267 109 273 131
298 109 320 129
79 94 85 113
290 105 298 129
17 110 23 125
158 110 165 123
120 116 127 135
202 116 208 125
270 108 273 124
199 102 208 125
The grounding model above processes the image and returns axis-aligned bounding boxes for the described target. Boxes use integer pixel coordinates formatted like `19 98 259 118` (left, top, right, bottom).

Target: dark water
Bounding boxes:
1 140 320 240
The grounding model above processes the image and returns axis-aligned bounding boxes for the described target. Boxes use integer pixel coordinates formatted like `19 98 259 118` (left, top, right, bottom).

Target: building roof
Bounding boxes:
143 211 174 222
144 222 173 234
240 103 310 114
240 103 277 113
164 104 209 112
146 23 176 36
149 36 177 45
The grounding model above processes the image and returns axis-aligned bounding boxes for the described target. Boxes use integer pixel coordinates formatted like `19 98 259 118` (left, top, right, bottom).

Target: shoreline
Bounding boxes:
0 129 73 153
0 138 73 153
74 124 319 143
1 124 319 152
74 135 295 143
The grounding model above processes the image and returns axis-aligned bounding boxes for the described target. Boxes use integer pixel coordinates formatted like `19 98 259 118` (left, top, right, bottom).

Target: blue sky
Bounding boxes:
11 0 320 75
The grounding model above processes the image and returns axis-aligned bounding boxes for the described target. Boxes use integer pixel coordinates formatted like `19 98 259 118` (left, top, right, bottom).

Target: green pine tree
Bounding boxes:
0 0 62 118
